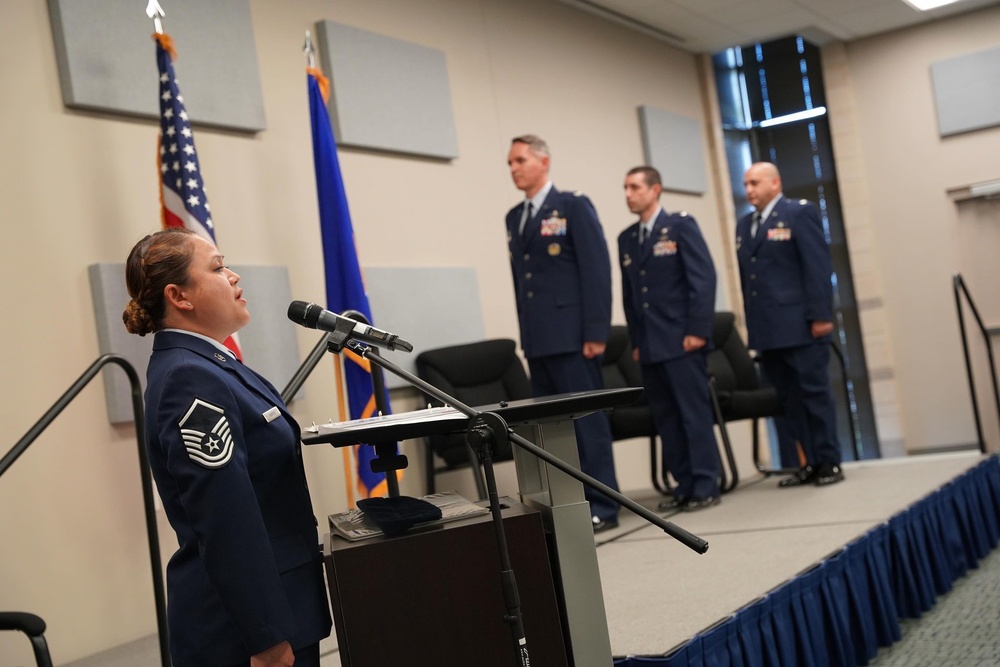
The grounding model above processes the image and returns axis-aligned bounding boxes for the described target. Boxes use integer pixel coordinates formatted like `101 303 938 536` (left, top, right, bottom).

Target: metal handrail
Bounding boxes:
953 273 1000 453
0 354 170 667
829 340 865 460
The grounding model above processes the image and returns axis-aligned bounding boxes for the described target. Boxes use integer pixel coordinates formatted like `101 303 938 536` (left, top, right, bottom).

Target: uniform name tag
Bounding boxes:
263 406 281 423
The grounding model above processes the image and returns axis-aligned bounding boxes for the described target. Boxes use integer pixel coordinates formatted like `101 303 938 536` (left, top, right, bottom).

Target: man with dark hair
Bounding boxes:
618 166 722 511
505 135 621 532
737 161 843 487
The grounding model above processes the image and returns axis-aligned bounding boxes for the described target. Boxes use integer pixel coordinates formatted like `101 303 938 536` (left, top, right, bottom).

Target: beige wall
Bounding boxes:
2 0 998 662
0 0 725 662
837 6 1000 452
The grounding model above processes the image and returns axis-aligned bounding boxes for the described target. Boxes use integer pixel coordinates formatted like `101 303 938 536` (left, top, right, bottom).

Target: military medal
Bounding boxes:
540 211 567 236
548 243 561 256
653 239 678 256
767 222 792 241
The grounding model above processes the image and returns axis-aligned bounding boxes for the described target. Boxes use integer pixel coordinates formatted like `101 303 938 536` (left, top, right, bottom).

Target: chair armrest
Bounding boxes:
0 611 46 636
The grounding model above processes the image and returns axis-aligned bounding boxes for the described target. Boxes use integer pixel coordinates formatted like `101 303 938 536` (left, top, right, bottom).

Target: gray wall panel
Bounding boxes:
315 21 459 159
49 0 265 131
639 106 707 195
89 264 300 423
362 267 484 389
931 46 1000 137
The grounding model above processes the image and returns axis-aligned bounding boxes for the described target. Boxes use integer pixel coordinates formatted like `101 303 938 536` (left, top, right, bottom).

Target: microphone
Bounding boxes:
287 301 414 353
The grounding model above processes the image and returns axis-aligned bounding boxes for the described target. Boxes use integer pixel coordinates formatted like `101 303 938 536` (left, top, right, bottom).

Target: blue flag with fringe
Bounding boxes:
307 67 392 499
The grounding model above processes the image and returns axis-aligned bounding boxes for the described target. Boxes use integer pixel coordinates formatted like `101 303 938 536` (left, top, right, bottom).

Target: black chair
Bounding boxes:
600 325 670 495
706 312 788 491
0 612 54 667
414 339 532 498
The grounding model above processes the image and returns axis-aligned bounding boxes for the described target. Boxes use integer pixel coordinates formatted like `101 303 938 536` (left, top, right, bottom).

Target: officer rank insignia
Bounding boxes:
178 398 235 469
540 211 567 236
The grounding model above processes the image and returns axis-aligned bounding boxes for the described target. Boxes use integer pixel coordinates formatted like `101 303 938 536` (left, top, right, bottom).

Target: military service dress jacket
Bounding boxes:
735 195 833 351
618 209 716 364
144 331 331 665
506 186 612 359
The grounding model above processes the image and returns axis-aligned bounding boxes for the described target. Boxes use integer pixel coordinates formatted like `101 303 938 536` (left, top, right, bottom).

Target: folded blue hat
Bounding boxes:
357 495 443 536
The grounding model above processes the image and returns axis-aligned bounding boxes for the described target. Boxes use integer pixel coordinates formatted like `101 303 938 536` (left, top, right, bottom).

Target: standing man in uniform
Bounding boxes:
505 134 621 532
736 162 844 487
618 166 722 511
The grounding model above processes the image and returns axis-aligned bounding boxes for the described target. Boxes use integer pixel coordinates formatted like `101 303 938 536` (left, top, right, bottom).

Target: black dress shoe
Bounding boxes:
682 496 720 512
592 516 619 533
657 496 686 510
815 463 845 486
778 465 818 488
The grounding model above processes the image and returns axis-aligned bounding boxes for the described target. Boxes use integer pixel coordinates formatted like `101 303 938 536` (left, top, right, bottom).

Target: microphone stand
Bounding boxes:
323 329 710 666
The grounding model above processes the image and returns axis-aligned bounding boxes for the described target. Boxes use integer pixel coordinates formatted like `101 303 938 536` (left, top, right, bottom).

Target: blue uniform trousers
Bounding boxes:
759 343 841 467
641 351 721 500
528 352 620 521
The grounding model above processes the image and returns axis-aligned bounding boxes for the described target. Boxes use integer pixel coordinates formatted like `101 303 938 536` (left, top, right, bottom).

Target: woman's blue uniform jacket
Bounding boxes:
144 331 331 666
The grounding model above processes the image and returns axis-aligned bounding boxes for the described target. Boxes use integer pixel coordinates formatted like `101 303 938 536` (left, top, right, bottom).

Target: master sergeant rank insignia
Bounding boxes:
178 398 236 469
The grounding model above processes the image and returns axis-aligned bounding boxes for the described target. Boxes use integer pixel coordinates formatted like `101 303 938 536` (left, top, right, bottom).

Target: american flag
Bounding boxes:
154 33 241 359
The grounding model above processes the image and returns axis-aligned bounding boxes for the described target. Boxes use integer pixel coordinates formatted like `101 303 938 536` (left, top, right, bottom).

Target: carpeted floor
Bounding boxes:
866 542 1000 666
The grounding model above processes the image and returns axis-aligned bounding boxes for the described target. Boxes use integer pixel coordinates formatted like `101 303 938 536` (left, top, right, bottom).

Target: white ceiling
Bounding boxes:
556 0 1000 54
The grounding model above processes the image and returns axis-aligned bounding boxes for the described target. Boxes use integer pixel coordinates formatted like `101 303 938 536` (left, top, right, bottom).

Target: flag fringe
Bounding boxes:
307 67 330 104
152 32 177 61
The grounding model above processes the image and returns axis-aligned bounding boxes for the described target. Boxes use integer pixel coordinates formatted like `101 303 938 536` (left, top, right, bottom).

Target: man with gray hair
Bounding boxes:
505 134 621 532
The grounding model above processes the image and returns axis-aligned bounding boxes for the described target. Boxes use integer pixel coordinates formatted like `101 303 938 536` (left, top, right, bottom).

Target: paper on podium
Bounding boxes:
329 490 489 542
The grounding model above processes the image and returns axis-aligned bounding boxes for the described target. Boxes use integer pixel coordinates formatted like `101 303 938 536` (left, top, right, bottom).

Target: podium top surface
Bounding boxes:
302 387 642 447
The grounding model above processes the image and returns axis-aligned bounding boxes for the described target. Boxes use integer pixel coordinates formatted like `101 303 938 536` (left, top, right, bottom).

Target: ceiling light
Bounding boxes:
758 107 827 128
901 0 963 11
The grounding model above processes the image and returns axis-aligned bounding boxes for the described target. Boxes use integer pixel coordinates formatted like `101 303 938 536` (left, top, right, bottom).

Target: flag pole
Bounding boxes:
143 8 172 667
145 0 165 35
303 29 316 69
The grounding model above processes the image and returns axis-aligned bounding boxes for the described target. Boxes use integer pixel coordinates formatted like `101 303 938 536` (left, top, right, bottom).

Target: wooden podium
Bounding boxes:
324 499 567 666
304 388 642 666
